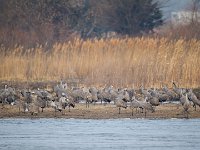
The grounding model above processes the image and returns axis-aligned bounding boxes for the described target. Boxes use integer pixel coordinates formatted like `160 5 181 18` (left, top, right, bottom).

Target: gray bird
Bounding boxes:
130 96 141 116
139 97 155 117
188 89 200 111
148 96 160 106
183 94 190 118
115 97 127 114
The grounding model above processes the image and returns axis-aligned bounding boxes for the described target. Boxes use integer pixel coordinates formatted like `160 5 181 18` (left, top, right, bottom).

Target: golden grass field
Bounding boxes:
0 37 200 88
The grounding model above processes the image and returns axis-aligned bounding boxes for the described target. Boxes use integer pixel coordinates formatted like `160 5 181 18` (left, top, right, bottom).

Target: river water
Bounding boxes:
0 118 200 150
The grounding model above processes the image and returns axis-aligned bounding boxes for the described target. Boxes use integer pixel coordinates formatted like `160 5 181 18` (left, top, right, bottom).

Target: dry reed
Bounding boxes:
0 37 199 88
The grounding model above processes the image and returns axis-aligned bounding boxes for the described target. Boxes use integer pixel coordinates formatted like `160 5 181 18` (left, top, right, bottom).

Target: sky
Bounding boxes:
160 0 193 20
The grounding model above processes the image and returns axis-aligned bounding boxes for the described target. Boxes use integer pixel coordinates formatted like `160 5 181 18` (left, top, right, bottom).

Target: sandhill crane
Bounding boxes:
141 88 160 109
122 89 130 102
26 90 49 115
85 93 93 108
36 89 54 108
16 90 33 113
70 87 83 103
54 85 68 98
147 96 160 108
163 86 179 102
130 96 141 116
29 92 40 115
23 102 29 113
12 90 29 113
37 96 47 112
70 86 91 107
58 94 68 114
33 88 43 98
139 97 155 118
97 89 104 104
54 81 71 98
66 97 75 112
188 89 200 111
29 104 39 115
50 100 57 116
149 88 169 103
183 94 190 118
58 80 68 90
21 89 33 104
127 88 136 100
52 93 75 114
0 85 10 107
172 82 181 95
97 86 116 105
172 82 186 97
180 90 187 106
89 87 98 104
50 97 63 116
0 85 17 109
140 86 151 97
12 90 24 114
58 93 75 113
78 87 92 108
115 97 127 114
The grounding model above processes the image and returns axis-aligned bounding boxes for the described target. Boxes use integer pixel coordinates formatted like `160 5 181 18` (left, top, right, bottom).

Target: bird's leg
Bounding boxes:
54 108 56 117
144 109 147 118
119 107 121 114
18 106 20 115
176 104 180 109
186 111 189 119
1 100 5 109
131 108 133 116
141 108 143 113
62 109 65 115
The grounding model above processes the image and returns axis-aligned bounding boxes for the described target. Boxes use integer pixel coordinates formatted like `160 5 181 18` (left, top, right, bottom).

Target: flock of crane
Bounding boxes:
0 81 200 118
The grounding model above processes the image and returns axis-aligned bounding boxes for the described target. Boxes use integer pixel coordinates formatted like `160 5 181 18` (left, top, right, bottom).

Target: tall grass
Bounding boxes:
0 37 199 88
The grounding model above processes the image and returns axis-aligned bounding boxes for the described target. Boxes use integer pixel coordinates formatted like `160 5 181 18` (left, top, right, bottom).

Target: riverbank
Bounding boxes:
1 103 200 119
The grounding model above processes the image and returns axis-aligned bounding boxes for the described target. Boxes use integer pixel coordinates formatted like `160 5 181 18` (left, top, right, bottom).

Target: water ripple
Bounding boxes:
0 118 200 150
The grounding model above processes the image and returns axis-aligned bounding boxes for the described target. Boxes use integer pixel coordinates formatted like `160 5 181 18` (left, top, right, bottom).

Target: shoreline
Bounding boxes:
1 103 200 119
0 117 196 120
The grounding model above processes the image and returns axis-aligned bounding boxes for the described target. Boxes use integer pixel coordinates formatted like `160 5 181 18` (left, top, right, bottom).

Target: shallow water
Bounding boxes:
0 118 200 150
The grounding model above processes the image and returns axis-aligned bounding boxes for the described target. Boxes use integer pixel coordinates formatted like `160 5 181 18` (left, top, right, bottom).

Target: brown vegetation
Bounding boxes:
0 37 199 88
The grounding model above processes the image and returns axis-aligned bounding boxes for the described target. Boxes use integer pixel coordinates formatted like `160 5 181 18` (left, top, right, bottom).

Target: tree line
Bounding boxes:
0 0 163 47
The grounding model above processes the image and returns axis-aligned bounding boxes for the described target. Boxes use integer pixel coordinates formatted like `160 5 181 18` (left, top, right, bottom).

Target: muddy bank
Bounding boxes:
1 103 200 119
1 81 200 119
